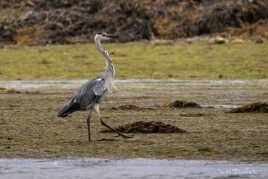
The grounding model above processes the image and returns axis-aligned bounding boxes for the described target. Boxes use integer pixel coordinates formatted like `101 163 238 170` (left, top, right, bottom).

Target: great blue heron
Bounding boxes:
58 32 131 142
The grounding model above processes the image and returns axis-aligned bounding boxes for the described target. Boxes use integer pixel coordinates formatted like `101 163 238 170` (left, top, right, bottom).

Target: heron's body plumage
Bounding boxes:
57 75 107 117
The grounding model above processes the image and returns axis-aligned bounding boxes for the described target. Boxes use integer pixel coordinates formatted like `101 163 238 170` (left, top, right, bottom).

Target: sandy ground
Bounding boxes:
0 79 268 161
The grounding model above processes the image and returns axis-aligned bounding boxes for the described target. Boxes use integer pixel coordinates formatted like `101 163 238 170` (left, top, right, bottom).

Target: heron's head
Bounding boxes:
94 32 118 41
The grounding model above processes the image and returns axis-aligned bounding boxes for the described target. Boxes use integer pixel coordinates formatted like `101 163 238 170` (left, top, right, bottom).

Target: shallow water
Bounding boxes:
0 158 268 179
1 79 267 109
0 79 267 90
201 104 242 109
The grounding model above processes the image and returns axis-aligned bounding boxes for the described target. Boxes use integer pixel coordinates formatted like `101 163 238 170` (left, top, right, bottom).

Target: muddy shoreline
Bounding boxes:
0 80 268 161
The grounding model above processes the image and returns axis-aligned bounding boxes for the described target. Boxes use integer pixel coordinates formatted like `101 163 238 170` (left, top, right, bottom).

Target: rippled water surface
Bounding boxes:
0 158 268 179
0 79 267 90
1 79 267 108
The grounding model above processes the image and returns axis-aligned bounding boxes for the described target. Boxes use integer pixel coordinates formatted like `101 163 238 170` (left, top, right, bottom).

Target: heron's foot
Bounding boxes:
97 138 117 142
123 134 133 139
99 118 133 139
115 133 133 139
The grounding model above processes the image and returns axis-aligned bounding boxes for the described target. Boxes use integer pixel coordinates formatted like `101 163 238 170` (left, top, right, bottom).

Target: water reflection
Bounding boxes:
0 79 267 90
0 158 267 179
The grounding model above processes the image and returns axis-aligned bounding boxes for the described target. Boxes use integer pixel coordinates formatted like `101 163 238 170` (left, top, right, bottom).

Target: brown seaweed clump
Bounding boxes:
111 104 154 111
0 88 20 94
227 102 268 113
168 100 200 108
101 121 187 134
111 104 142 111
112 104 141 110
180 113 205 117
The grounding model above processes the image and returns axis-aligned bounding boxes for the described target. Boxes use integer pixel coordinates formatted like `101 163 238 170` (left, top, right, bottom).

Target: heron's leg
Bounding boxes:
87 111 92 142
94 104 132 139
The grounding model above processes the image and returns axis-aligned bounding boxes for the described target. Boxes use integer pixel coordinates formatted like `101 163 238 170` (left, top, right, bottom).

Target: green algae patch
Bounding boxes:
101 121 187 134
227 102 268 113
0 41 268 80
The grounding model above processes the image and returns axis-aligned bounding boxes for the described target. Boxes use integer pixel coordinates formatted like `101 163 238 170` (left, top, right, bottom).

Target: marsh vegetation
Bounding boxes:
0 41 268 80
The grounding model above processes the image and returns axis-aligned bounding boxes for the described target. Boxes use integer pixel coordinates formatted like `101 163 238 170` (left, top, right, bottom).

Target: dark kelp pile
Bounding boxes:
227 102 268 113
101 121 187 134
167 100 200 108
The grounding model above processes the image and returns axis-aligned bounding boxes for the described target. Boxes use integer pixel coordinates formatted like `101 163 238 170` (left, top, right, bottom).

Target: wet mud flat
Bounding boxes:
0 79 268 161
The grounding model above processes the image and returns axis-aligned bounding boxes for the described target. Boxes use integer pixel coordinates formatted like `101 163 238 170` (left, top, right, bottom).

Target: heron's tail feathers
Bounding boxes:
58 101 80 118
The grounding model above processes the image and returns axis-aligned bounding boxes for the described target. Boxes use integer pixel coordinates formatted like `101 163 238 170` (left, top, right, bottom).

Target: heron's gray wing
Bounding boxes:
93 78 107 95
77 77 107 109
58 77 107 117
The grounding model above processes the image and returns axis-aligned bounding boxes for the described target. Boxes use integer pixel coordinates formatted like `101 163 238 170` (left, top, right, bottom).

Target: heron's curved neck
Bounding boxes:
95 38 115 78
